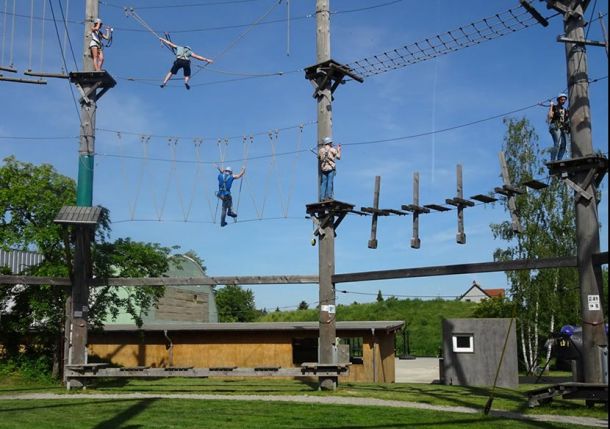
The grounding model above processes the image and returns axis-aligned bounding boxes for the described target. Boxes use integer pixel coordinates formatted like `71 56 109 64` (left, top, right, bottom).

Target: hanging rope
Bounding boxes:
28 0 34 70
136 135 153 220
9 0 16 68
234 135 251 216
61 0 70 65
282 124 303 217
1 0 7 67
38 0 46 71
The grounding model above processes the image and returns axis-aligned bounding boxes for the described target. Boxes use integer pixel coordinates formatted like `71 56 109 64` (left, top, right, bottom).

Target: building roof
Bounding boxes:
99 321 405 334
0 250 44 274
483 288 505 298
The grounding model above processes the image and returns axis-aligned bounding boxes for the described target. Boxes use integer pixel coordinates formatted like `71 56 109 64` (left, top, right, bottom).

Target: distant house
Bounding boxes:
0 249 43 274
458 281 505 303
103 254 219 325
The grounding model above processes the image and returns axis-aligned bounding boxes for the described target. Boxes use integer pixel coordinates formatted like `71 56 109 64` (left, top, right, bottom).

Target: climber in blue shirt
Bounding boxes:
215 165 245 227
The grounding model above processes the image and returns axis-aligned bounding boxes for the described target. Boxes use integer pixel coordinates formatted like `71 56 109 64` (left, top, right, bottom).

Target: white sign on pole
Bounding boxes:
588 295 600 311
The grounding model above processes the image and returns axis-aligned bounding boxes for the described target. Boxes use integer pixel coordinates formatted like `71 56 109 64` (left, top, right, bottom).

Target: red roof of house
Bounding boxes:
484 288 505 298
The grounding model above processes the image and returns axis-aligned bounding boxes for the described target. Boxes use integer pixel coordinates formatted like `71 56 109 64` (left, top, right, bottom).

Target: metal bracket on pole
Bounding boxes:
304 59 363 99
401 172 429 249
497 152 524 233
445 164 475 244
546 155 608 203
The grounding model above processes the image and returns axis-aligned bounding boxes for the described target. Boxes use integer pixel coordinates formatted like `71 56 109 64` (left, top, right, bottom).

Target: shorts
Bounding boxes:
170 59 191 77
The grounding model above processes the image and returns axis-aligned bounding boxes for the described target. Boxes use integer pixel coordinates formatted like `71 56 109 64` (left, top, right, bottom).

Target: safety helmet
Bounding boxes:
94 18 103 25
557 93 567 100
224 166 232 172
323 136 333 145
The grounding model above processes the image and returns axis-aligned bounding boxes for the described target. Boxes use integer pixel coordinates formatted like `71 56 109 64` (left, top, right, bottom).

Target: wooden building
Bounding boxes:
88 321 404 383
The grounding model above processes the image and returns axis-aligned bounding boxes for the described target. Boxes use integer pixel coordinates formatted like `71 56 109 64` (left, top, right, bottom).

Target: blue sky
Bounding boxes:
1 0 608 311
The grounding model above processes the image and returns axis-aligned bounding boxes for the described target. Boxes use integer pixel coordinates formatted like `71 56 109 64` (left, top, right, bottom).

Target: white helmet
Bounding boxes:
224 166 232 172
557 93 567 100
322 136 333 145
94 18 103 25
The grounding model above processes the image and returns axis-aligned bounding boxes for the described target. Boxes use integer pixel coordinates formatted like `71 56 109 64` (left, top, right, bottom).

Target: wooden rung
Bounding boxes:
401 204 430 214
210 366 237 371
361 207 389 216
0 65 17 73
424 204 451 212
164 366 193 371
386 209 408 216
254 366 281 371
522 179 548 190
24 70 69 79
0 75 47 84
471 194 497 203
120 366 149 371
445 197 475 207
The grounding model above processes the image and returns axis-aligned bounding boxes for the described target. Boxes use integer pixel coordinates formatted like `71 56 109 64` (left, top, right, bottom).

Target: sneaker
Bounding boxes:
185 83 190 90
228 211 237 218
220 221 227 227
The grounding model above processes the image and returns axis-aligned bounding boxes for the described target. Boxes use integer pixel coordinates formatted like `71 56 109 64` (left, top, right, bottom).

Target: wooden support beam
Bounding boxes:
333 252 609 284
499 152 523 233
0 65 17 73
366 176 381 249
402 172 428 249
445 164 474 244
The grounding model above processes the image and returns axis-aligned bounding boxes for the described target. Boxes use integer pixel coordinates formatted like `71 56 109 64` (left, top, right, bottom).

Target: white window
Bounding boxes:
452 334 474 353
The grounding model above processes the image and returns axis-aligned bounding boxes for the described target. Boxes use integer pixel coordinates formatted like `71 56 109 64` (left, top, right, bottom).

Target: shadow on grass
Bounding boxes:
91 398 157 429
301 414 565 429
0 385 62 393
0 398 141 413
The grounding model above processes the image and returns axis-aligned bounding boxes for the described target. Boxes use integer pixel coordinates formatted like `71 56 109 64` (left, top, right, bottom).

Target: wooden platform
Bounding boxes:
65 364 350 382
526 382 608 408
69 70 116 88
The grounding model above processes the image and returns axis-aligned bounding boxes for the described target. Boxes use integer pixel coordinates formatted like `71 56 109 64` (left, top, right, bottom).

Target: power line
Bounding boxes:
346 4 561 78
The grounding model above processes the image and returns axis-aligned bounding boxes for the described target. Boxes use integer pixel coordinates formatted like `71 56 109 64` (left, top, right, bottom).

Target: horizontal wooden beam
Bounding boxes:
332 252 608 284
0 275 71 286
0 275 319 287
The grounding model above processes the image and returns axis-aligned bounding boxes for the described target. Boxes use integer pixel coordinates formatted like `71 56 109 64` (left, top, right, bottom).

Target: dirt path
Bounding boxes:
0 392 606 428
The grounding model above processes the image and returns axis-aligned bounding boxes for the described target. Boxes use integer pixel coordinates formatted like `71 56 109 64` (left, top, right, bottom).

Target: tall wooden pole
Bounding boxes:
315 0 337 391
68 0 98 378
562 0 607 383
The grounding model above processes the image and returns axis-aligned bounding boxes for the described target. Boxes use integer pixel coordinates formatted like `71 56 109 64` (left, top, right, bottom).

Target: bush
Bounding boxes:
0 354 54 381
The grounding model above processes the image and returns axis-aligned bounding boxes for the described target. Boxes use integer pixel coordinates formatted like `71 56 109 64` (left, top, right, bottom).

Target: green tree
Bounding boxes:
471 296 513 319
297 300 309 310
490 118 578 373
0 157 171 377
376 290 384 302
215 284 257 322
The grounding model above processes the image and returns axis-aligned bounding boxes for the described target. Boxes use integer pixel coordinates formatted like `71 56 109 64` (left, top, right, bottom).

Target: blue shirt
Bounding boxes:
218 173 235 197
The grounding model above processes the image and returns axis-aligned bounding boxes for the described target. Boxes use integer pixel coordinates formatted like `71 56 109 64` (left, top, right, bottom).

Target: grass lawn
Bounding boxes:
0 374 606 428
0 398 587 429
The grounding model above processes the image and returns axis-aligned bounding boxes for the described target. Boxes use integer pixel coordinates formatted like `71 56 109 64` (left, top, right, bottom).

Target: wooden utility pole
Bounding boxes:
315 0 336 391
547 0 607 383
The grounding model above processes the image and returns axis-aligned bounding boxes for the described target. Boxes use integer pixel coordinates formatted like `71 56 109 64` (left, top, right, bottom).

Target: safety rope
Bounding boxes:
270 130 289 217
192 0 283 78
283 124 303 217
